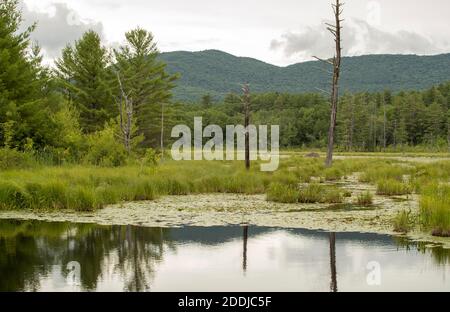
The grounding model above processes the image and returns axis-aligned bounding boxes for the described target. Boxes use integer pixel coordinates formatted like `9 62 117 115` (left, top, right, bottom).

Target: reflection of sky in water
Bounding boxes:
151 230 450 292
0 220 449 292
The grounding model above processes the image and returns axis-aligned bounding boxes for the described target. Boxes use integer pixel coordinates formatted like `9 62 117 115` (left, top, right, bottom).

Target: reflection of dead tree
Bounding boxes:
314 0 344 167
242 226 249 273
115 72 134 153
329 233 338 292
242 83 251 170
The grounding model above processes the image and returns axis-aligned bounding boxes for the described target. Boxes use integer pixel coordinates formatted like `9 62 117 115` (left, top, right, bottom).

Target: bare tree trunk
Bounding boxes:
242 83 251 170
321 0 343 167
383 97 387 151
161 102 165 162
349 95 354 152
116 72 133 153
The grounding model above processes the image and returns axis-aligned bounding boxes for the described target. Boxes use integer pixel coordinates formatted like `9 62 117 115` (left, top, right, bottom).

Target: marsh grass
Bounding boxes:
377 179 412 196
356 191 373 206
360 165 411 183
420 184 450 236
0 160 272 211
266 183 299 203
1 154 450 231
298 184 344 204
394 210 414 233
323 167 344 181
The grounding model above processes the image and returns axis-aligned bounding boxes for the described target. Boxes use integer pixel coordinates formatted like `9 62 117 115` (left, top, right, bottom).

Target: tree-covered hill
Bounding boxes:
160 50 450 102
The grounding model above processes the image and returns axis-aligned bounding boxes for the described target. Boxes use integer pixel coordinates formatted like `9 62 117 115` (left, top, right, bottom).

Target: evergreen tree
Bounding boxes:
201 94 212 108
0 0 59 149
113 28 178 147
55 30 114 133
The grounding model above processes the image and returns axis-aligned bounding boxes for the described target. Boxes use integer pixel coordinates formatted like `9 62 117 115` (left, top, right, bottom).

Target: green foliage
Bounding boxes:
0 148 36 170
0 0 60 150
112 28 178 147
55 30 114 133
142 148 160 166
84 123 128 167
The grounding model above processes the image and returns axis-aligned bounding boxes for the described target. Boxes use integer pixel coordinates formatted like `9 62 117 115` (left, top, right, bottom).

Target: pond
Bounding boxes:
0 219 449 292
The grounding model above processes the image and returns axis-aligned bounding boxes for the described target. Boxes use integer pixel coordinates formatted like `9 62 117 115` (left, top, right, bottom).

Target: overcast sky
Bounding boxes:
20 0 450 66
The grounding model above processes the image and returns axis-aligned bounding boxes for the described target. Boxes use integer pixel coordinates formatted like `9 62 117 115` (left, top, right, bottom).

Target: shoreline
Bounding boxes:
1 192 448 247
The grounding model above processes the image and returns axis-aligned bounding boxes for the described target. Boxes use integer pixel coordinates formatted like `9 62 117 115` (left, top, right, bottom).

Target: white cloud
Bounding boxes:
20 1 105 60
271 18 449 62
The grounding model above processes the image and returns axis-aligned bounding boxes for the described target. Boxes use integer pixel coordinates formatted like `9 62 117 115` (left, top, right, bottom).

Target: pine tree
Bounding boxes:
55 30 114 133
113 28 178 147
0 0 59 149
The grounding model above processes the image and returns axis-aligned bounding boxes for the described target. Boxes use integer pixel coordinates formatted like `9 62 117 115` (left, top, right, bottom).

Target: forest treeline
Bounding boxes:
1 0 450 169
173 83 450 151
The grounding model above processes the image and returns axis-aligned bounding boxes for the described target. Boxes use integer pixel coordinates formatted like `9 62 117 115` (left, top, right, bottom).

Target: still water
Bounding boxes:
0 219 449 292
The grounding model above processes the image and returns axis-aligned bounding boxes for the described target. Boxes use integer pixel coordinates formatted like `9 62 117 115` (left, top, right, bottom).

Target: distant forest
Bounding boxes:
168 82 450 151
160 50 450 102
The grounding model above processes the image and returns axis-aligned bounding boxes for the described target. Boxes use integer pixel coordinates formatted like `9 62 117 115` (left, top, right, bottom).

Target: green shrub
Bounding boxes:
84 124 128 167
0 148 36 170
142 148 160 166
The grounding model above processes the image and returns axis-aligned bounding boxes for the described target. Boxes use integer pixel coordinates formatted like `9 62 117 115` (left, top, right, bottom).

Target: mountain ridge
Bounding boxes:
159 50 450 102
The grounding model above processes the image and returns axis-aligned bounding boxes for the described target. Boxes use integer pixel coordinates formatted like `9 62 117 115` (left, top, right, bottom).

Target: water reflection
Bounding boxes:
329 233 338 292
243 226 248 274
0 219 449 292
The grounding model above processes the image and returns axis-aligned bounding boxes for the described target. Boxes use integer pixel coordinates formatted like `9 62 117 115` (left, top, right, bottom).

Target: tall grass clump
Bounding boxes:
377 179 412 196
393 210 414 233
323 167 344 181
298 184 323 203
266 183 299 203
356 191 373 206
25 181 68 210
297 184 343 204
420 184 450 237
360 164 410 183
0 182 29 210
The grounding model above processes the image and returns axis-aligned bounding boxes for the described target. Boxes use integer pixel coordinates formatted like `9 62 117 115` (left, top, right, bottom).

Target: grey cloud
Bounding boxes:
20 1 105 59
271 18 447 60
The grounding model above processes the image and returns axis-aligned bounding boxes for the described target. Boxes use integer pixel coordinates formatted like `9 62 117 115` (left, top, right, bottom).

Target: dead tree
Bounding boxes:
115 72 134 153
160 102 165 162
242 83 251 170
314 0 344 167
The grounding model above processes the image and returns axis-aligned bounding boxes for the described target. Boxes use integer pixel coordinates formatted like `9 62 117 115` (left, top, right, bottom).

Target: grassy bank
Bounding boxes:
1 153 450 238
